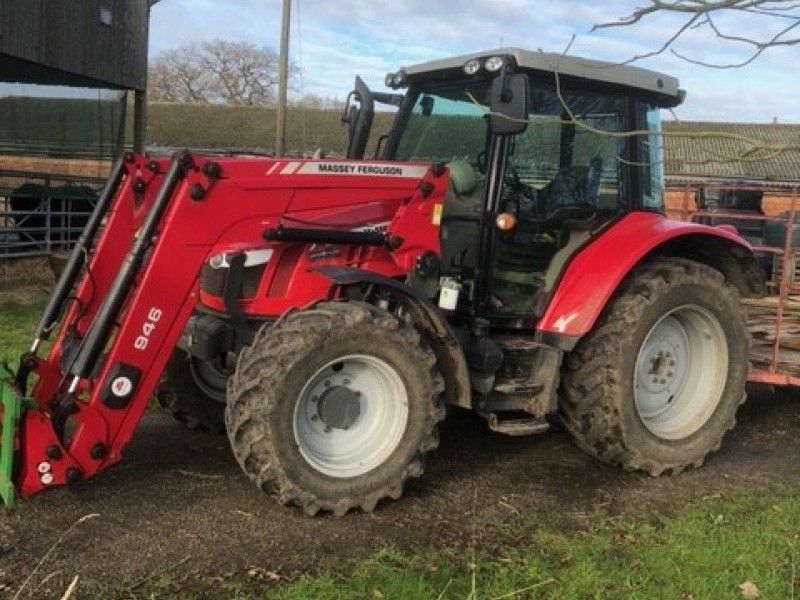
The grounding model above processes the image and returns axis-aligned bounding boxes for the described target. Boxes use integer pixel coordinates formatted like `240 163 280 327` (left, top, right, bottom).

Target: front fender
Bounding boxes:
536 212 754 339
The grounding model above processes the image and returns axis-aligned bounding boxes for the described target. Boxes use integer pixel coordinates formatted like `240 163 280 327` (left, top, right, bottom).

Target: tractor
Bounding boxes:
1 49 762 516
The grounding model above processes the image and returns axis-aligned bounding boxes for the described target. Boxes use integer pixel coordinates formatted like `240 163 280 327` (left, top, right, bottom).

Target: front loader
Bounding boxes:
1 49 763 515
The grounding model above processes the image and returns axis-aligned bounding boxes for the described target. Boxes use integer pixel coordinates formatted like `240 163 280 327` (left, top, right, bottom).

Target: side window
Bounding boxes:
509 90 626 216
640 105 665 210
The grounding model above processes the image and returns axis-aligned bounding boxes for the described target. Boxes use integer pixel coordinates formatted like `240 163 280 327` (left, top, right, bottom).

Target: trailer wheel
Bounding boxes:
225 302 445 516
560 258 748 475
157 350 226 433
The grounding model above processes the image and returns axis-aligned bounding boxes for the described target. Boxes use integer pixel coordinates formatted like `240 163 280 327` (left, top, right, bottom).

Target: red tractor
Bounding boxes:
1 49 762 515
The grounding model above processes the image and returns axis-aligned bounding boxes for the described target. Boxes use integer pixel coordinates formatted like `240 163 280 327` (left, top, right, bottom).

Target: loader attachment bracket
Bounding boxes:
0 381 34 508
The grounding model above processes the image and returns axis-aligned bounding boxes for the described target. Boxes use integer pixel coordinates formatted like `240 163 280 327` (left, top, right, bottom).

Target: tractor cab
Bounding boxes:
347 49 683 326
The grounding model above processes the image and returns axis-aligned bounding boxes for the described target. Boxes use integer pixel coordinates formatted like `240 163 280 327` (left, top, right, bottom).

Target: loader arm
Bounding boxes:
2 151 443 504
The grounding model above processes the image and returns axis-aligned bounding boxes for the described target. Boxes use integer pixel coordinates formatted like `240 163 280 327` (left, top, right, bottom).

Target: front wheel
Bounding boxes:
560 258 749 475
225 302 445 516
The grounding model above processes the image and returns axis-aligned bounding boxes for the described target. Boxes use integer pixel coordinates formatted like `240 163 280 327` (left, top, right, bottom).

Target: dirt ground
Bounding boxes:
0 257 54 304
0 385 798 598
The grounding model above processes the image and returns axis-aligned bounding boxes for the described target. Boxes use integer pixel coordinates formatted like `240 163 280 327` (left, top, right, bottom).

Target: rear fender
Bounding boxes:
537 212 759 340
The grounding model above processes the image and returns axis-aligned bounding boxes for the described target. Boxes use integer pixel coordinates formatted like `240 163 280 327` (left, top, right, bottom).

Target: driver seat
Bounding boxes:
440 159 484 273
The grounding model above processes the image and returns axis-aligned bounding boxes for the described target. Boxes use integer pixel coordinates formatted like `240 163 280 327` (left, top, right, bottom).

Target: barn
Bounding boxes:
0 0 156 258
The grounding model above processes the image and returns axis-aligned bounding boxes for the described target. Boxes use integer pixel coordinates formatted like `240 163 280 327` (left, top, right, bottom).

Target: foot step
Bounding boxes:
487 412 550 437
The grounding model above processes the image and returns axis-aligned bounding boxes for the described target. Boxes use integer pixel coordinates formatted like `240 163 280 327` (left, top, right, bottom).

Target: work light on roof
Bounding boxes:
385 73 395 88
485 56 505 72
392 70 407 87
463 59 482 76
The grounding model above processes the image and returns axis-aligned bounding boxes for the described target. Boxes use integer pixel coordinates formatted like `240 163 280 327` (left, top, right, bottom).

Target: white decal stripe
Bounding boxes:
295 162 429 178
281 161 302 175
266 162 282 175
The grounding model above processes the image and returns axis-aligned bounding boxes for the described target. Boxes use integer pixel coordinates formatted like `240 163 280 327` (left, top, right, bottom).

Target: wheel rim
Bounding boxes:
634 304 728 440
293 354 409 478
189 357 228 403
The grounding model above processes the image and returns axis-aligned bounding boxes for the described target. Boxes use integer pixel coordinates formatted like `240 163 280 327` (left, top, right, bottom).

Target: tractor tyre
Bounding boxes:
225 301 445 516
560 258 749 476
157 349 226 433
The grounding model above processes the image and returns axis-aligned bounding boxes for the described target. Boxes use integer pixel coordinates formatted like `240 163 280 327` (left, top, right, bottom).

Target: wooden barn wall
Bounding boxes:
0 0 149 90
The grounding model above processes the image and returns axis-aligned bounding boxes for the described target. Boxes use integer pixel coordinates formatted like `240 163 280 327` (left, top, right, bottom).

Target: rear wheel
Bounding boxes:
225 302 445 516
560 258 749 475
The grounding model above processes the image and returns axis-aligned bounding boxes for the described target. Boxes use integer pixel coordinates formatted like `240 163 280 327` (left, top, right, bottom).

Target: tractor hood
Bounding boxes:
271 158 435 225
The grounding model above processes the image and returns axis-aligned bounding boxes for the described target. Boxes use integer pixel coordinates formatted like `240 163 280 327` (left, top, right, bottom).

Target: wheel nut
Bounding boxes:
324 426 332 433
669 360 676 366
311 415 318 421
310 396 318 403
65 467 82 484
324 380 331 387
659 378 666 384
343 378 351 386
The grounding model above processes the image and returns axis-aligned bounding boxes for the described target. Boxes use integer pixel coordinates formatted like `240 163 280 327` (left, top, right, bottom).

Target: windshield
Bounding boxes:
390 79 629 213
393 82 489 163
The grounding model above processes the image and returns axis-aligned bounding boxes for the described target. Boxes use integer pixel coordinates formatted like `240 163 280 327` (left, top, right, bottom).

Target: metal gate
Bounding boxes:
0 168 106 258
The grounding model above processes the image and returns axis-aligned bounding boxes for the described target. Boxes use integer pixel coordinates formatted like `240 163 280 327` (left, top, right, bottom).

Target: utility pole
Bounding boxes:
276 0 291 156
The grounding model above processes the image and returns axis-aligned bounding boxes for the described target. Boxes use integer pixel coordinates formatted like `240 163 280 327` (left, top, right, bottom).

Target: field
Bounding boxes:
0 282 800 599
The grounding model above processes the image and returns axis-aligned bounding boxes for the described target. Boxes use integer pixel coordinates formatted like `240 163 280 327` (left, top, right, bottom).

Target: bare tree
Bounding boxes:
595 0 799 67
149 40 283 106
292 93 342 109
149 45 211 103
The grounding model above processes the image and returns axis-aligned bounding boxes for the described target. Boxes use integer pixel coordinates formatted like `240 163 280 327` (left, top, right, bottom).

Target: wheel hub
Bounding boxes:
316 385 361 430
638 333 685 401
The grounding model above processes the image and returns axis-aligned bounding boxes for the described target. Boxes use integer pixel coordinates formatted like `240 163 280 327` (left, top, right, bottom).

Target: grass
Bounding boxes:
123 488 800 599
259 490 799 600
0 300 43 367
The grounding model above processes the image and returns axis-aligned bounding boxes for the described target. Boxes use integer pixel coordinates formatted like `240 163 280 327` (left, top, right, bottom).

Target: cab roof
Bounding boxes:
400 48 684 107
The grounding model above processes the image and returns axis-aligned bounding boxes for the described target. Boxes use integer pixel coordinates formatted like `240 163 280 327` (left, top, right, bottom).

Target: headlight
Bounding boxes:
463 59 482 75
392 70 407 87
209 249 273 270
485 56 505 72
385 72 395 88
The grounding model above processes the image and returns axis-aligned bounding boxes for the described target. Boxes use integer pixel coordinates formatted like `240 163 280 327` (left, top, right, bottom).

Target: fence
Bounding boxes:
0 168 107 259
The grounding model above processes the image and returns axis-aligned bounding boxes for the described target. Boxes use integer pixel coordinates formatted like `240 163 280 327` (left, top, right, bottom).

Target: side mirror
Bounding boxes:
343 76 375 159
489 73 530 135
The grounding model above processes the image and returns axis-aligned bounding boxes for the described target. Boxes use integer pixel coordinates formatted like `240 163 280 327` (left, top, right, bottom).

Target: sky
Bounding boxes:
143 0 798 123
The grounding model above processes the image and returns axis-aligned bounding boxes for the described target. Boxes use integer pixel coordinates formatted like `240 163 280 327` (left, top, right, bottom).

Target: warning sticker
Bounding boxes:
432 203 444 226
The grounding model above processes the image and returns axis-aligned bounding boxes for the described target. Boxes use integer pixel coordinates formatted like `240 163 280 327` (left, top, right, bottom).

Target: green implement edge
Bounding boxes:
0 382 33 508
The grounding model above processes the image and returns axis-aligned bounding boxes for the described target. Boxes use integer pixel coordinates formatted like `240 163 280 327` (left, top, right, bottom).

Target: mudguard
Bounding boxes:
536 212 755 339
315 266 472 408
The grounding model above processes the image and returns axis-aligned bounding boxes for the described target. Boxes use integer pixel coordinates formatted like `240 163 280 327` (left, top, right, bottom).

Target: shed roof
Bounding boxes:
663 120 800 185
